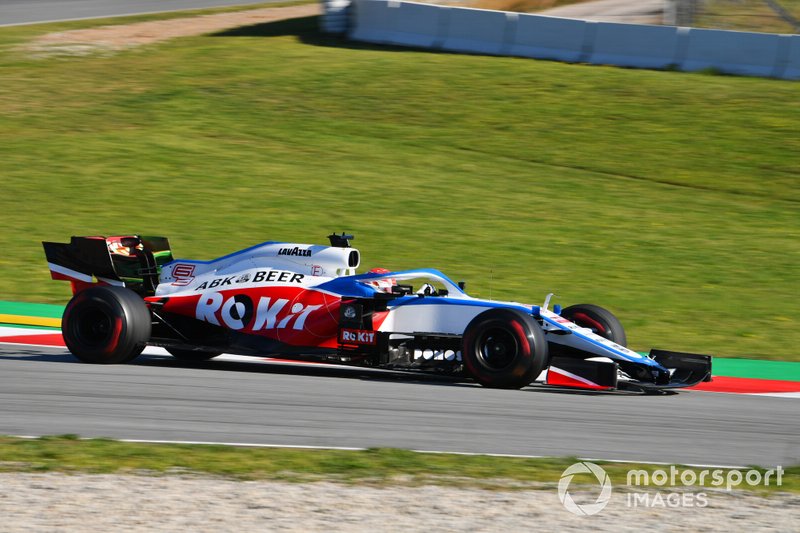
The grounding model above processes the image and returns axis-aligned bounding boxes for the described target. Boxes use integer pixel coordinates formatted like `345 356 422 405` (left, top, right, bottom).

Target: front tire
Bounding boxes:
462 308 548 389
560 303 627 346
62 286 151 364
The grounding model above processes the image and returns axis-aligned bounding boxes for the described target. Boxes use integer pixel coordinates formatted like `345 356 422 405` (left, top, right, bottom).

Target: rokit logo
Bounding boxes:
196 293 321 331
339 329 376 345
278 247 312 257
195 270 305 290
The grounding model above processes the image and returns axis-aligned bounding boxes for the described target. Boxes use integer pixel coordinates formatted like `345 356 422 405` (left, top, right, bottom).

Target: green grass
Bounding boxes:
0 12 798 360
0 436 796 493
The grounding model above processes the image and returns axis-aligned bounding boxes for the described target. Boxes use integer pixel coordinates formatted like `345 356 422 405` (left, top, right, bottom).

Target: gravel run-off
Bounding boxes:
1 473 798 531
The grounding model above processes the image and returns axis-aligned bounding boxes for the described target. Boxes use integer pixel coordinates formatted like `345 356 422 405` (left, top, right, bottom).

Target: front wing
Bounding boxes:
545 349 712 392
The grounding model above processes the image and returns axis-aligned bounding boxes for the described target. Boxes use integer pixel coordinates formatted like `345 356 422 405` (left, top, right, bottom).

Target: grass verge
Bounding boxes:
0 12 797 360
0 436 796 493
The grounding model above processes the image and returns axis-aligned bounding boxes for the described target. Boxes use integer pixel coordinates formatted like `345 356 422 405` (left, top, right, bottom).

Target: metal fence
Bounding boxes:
667 0 800 32
672 0 702 26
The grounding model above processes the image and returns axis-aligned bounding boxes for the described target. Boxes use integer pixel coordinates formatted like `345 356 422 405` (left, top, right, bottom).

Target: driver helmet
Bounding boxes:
366 267 397 293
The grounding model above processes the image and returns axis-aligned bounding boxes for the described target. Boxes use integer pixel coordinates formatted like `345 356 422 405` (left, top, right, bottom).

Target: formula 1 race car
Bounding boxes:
42 234 712 391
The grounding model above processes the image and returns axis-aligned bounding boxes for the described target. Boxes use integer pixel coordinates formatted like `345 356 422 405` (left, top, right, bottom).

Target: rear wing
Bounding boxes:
43 235 173 296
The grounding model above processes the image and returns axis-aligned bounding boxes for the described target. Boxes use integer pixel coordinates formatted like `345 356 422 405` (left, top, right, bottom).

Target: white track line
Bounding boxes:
749 392 800 399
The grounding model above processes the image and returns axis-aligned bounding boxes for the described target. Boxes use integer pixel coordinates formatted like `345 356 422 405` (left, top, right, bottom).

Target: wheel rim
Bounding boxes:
74 306 113 347
476 327 519 370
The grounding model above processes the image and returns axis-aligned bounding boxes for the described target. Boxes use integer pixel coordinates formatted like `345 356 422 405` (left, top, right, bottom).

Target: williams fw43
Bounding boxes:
43 234 712 392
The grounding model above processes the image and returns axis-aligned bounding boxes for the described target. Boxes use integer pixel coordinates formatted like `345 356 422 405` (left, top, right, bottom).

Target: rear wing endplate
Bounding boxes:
43 235 172 295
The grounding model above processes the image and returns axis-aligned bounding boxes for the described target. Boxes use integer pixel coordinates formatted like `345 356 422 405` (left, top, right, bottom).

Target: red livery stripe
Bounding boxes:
546 367 613 390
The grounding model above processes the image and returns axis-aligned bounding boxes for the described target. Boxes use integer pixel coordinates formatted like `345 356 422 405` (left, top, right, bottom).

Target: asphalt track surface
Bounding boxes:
1 345 797 467
539 0 663 24
0 0 280 26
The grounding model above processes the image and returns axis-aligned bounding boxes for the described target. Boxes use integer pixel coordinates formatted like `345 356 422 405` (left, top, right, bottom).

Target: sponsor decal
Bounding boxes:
339 328 376 345
278 247 312 257
195 270 304 290
195 292 321 332
413 349 461 362
311 265 324 276
171 264 196 286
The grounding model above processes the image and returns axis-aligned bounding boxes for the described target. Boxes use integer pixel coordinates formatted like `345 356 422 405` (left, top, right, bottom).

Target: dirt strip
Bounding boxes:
0 473 797 531
25 4 319 55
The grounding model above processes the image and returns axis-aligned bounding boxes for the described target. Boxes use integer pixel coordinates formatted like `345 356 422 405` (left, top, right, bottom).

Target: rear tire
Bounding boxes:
62 286 151 364
560 304 627 346
167 348 222 362
462 308 548 389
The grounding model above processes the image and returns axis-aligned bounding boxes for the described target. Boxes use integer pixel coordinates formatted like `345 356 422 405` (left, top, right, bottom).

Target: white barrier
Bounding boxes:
441 8 515 55
589 23 681 69
508 15 592 63
782 35 800 80
390 2 449 48
344 0 798 80
352 1 446 48
682 28 783 77
349 0 396 44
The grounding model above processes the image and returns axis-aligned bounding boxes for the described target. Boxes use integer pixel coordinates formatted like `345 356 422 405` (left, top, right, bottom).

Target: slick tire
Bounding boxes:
560 303 627 346
462 308 548 389
62 286 151 364
167 348 222 362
